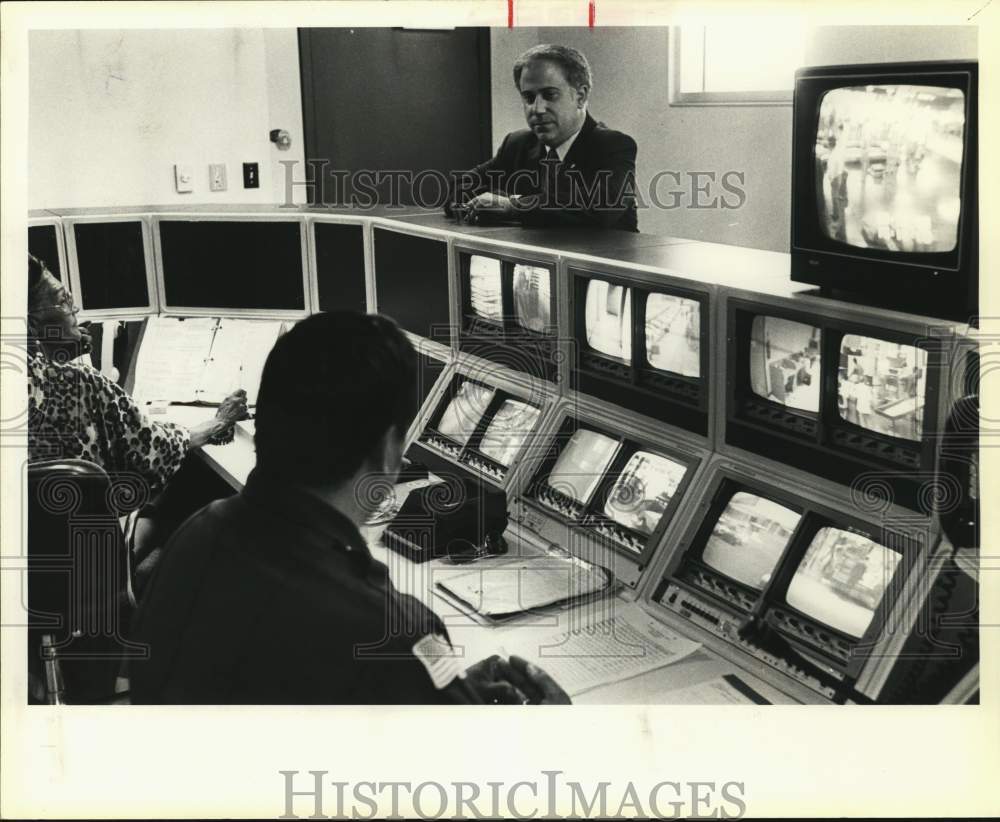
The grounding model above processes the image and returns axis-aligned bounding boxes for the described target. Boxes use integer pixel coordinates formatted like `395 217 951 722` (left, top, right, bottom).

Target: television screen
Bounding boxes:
645 293 700 378
838 334 927 441
513 264 551 332
603 451 687 536
373 228 450 342
786 527 902 638
314 222 367 313
478 400 541 467
702 492 802 589
160 221 304 310
545 429 620 505
469 255 503 322
74 221 150 310
435 382 495 447
815 84 965 253
585 280 632 363
29 225 62 279
749 316 821 413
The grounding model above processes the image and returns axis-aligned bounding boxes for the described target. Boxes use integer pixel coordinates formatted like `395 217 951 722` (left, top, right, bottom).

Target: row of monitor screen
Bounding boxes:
29 219 948 495
29 216 935 661
413 374 905 653
28 219 370 315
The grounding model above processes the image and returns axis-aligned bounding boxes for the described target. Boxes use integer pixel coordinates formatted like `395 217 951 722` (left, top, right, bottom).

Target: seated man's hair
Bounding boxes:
513 44 593 91
254 311 418 486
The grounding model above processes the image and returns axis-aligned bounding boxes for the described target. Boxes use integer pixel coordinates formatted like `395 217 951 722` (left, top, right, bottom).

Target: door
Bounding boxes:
299 27 492 207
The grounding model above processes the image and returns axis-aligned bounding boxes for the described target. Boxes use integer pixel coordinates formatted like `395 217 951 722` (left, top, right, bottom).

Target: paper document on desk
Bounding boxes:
132 317 217 404
436 556 612 619
661 675 771 705
497 604 701 697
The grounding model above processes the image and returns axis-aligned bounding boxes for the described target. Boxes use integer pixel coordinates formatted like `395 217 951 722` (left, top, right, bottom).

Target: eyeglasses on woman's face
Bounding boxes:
37 287 79 315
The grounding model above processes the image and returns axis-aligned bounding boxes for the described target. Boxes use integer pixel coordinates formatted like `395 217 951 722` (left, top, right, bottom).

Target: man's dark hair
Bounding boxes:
513 44 593 92
254 311 418 486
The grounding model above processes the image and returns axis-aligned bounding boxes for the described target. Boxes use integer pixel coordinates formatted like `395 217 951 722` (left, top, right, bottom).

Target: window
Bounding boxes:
671 25 806 105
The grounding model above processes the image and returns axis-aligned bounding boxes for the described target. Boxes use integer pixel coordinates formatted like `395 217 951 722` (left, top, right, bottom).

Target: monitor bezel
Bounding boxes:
306 214 372 316
567 261 711 436
790 60 978 320
64 214 159 319
521 410 702 567
411 364 554 490
727 302 826 443
725 296 946 507
371 224 454 347
673 474 806 616
762 510 922 676
403 339 453 446
656 463 933 680
454 242 559 383
152 214 312 319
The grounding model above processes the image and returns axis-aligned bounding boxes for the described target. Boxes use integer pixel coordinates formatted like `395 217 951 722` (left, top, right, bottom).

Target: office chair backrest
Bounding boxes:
26 459 142 703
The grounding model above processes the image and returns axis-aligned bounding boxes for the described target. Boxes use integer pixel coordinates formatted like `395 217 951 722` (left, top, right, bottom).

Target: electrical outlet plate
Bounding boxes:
209 163 227 192
174 164 194 194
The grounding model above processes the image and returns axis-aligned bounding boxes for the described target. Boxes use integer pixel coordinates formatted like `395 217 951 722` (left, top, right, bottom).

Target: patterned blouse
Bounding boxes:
27 349 190 497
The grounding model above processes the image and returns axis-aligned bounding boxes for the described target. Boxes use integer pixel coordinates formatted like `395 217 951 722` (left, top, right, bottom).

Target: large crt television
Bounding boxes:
456 247 558 382
155 217 308 315
790 61 978 321
569 264 710 436
725 295 972 513
655 467 927 703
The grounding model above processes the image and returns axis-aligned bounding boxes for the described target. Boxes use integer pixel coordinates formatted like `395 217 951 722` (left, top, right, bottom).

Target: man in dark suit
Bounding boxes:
447 44 638 231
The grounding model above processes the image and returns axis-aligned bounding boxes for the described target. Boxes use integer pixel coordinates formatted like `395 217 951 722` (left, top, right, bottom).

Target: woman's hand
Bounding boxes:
216 389 250 426
78 322 94 355
188 390 250 448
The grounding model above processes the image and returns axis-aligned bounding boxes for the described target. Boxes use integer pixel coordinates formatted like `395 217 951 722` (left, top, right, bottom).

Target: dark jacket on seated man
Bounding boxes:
449 113 638 232
129 468 456 704
128 311 569 705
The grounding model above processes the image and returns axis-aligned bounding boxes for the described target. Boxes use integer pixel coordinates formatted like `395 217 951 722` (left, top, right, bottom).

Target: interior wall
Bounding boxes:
28 29 306 211
490 26 977 251
28 25 976 248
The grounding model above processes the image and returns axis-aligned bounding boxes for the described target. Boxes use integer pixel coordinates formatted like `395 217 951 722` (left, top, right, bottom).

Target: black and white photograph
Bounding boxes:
1 1 996 819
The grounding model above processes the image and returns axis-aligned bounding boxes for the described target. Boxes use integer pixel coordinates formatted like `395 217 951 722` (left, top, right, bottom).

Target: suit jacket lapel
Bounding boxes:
561 112 597 170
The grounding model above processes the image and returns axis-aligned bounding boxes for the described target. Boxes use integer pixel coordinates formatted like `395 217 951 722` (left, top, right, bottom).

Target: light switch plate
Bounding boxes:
174 164 194 194
209 163 227 192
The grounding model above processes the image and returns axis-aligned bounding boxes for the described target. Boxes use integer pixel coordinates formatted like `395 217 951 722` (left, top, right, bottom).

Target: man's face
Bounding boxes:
519 59 588 148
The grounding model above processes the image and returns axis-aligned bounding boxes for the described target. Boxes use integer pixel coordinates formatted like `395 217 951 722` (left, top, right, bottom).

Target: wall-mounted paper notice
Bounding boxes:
132 317 217 404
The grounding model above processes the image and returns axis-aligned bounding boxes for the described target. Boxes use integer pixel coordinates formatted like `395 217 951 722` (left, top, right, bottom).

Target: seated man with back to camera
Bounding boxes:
446 44 638 231
129 311 570 704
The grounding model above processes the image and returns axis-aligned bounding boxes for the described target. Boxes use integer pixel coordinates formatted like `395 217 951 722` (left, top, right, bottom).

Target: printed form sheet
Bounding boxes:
132 317 217 404
494 603 701 697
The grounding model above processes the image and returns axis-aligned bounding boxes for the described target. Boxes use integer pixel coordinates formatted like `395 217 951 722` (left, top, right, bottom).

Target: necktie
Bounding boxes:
540 148 561 205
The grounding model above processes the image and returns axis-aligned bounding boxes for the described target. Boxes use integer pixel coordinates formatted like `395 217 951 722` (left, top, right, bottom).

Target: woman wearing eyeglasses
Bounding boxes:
27 254 248 585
